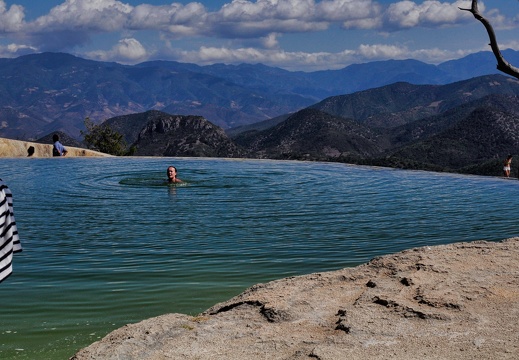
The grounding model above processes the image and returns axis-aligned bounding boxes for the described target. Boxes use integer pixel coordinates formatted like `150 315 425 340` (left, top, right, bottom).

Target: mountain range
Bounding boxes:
57 73 519 177
2 50 519 141
233 74 519 175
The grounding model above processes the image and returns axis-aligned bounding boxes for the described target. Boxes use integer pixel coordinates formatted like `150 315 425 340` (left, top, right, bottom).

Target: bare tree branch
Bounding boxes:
459 0 519 79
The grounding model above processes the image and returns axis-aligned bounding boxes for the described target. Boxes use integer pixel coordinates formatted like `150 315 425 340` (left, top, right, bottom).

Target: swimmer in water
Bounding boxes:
166 166 183 184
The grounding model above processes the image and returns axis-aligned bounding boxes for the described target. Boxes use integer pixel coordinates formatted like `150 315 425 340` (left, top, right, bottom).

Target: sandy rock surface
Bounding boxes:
71 238 519 360
0 138 109 157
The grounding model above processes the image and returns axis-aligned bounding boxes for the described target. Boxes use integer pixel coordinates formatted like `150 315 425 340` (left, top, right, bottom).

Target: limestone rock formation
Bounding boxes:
131 113 247 158
0 138 110 157
71 238 519 360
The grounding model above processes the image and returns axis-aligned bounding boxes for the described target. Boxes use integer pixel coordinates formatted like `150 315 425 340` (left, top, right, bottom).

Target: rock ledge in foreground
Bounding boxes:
71 238 519 360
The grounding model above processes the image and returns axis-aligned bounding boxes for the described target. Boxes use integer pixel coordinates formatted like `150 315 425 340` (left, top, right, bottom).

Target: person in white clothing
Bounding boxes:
503 154 512 178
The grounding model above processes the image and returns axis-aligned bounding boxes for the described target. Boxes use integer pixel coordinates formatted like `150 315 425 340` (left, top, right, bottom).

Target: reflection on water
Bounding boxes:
1 157 519 359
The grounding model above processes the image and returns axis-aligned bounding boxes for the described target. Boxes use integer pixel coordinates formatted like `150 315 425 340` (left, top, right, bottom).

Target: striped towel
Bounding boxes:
0 180 22 283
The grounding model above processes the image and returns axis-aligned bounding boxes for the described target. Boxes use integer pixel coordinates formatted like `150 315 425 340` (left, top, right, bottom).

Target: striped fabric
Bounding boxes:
0 180 22 283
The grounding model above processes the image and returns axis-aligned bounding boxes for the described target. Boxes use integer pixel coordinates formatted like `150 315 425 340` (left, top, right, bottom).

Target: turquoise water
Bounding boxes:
1 157 519 359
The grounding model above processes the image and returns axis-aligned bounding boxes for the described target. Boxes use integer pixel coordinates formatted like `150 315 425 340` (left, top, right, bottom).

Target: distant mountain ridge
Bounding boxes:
309 74 519 129
1 50 519 141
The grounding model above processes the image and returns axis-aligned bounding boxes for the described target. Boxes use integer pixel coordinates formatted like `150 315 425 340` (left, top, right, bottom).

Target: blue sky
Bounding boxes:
0 0 517 71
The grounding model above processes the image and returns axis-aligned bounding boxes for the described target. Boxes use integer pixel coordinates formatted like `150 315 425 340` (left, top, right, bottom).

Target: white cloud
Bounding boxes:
19 0 480 41
128 3 207 32
0 1 25 33
29 0 131 32
86 38 148 63
0 43 37 58
210 0 328 37
6 43 37 53
262 33 279 48
9 0 509 47
114 38 148 60
383 0 473 30
316 0 382 22
217 0 315 20
357 43 408 58
484 8 518 30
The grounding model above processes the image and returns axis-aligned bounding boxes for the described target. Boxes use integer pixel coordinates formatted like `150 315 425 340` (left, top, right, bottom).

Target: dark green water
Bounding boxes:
1 157 518 359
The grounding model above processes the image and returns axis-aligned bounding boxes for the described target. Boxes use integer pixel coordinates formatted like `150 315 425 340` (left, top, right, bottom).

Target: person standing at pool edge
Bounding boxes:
52 134 68 157
503 154 512 178
166 166 183 184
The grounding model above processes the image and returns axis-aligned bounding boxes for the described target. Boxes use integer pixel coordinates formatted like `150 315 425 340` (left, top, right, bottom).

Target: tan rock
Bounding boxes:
71 238 519 360
0 138 110 157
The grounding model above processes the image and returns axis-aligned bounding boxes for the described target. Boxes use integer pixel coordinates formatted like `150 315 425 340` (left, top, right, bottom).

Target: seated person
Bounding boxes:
52 134 68 156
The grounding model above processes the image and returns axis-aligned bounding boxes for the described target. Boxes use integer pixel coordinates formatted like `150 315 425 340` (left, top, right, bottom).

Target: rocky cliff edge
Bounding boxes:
71 238 519 360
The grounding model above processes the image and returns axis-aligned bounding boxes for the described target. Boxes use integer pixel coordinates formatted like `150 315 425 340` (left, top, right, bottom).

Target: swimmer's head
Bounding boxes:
167 166 178 181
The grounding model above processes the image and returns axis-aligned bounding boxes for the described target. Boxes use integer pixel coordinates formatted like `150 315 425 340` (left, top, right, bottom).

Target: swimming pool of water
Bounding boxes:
1 157 518 359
